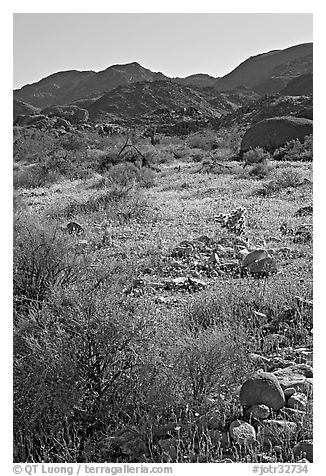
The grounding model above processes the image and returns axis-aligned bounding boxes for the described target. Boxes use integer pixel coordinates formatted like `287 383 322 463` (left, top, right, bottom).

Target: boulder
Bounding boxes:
273 365 313 396
240 116 313 153
240 372 285 411
14 114 47 126
242 249 270 267
284 387 296 399
287 392 307 411
293 440 313 463
55 117 71 129
229 420 256 445
41 105 89 124
246 256 278 276
245 404 270 420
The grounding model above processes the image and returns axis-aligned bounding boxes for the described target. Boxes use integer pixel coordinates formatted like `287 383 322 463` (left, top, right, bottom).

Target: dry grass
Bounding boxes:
13 128 313 463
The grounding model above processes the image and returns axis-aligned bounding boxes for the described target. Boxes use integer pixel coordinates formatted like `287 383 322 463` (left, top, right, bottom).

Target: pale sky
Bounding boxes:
14 13 313 91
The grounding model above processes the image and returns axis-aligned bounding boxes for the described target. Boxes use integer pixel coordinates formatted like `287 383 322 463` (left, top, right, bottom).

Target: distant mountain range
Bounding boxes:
13 42 312 124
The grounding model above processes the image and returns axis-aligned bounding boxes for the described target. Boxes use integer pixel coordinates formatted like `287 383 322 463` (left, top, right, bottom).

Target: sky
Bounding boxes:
13 13 313 89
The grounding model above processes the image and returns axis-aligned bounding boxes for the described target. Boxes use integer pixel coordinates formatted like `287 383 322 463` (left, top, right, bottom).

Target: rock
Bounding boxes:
119 437 147 459
242 249 270 267
273 366 313 396
249 353 271 369
171 242 194 257
287 392 307 411
245 404 270 420
55 117 71 129
293 440 313 462
246 256 278 276
111 428 148 459
66 221 84 236
229 420 256 445
284 387 296 399
240 116 313 153
294 205 313 217
258 420 297 446
193 235 215 246
240 372 286 411
41 104 89 124
164 276 207 291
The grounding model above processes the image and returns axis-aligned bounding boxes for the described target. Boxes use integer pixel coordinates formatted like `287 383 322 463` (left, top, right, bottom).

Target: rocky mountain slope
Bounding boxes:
280 73 313 96
14 62 168 109
87 80 259 124
215 43 312 95
13 99 40 120
13 70 95 109
14 43 312 111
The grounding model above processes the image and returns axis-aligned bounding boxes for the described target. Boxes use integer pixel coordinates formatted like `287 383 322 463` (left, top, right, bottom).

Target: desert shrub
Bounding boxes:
243 147 271 166
104 162 155 188
273 135 313 162
59 133 87 151
13 164 60 189
13 128 58 162
13 291 166 462
54 186 151 225
174 325 251 401
255 167 307 196
186 131 219 151
105 162 140 186
214 127 243 154
13 216 84 313
248 161 273 179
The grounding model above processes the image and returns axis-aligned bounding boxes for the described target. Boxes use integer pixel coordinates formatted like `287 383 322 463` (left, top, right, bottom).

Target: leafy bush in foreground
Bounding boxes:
13 216 84 313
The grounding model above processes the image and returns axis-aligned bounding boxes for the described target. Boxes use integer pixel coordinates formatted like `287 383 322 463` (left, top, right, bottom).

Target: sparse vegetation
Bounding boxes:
13 110 313 464
273 135 313 162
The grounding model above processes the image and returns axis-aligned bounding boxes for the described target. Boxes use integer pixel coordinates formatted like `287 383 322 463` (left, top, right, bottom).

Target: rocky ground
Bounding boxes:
13 131 313 463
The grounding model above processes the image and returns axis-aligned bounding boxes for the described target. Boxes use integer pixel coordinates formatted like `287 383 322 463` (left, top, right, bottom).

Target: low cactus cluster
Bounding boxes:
215 207 247 235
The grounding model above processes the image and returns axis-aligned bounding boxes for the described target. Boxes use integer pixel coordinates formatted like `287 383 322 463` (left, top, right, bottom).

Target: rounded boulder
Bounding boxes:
240 116 313 153
240 372 286 411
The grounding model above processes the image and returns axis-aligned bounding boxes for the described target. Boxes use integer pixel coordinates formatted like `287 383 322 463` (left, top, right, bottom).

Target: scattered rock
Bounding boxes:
229 420 256 445
293 440 313 462
246 256 278 277
293 225 312 244
245 404 270 421
273 365 313 396
284 387 296 399
66 221 84 236
287 392 307 411
249 353 271 370
164 276 207 292
242 249 270 267
294 205 313 217
240 372 286 411
111 428 147 459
